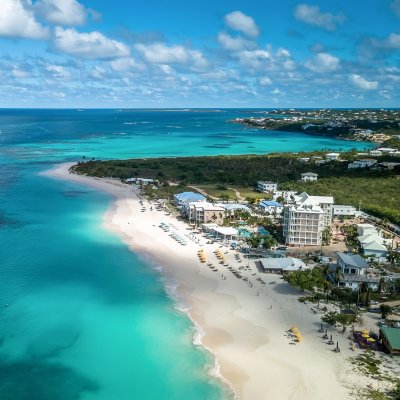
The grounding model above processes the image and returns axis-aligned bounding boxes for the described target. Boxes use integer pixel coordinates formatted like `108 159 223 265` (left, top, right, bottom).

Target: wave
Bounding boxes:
123 122 138 125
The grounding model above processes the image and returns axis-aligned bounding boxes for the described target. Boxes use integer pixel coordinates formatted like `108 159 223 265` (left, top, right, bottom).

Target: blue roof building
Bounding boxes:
173 192 205 206
259 200 283 215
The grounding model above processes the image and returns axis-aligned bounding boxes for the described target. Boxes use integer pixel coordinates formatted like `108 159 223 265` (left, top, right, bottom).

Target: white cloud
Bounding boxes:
88 66 106 80
349 74 378 90
53 27 130 59
391 0 400 16
294 4 345 31
11 67 31 79
135 43 207 69
224 11 260 38
373 33 400 49
0 0 48 39
35 0 89 26
259 77 272 85
237 49 271 70
110 57 144 72
45 64 70 78
217 32 255 51
305 52 340 73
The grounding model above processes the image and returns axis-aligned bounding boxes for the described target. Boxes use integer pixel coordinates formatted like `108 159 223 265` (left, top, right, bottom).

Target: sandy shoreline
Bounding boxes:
44 162 371 400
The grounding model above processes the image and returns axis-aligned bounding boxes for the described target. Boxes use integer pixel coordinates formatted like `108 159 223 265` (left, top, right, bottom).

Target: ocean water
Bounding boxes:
0 109 372 400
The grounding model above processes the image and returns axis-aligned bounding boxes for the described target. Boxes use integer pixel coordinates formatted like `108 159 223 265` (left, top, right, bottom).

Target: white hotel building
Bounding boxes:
283 192 334 246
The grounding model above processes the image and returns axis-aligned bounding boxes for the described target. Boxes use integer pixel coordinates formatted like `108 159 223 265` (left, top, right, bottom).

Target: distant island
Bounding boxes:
230 108 400 144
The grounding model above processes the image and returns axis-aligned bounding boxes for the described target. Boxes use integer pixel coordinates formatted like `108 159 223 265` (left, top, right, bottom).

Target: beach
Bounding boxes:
46 162 371 400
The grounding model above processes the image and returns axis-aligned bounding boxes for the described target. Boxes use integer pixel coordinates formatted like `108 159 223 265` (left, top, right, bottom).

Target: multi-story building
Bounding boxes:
283 192 334 246
347 159 377 169
184 201 225 225
301 172 318 182
257 181 278 193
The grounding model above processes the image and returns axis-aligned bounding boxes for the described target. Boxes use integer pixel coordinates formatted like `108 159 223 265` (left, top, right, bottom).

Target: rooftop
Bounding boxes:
337 252 368 269
380 327 400 350
301 172 318 176
259 257 307 272
260 200 283 207
174 192 205 201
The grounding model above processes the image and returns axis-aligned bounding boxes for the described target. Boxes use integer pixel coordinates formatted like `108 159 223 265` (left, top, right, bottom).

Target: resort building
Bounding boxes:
301 172 318 182
126 177 156 185
283 192 334 246
219 203 251 217
333 205 359 217
257 181 278 193
272 190 296 203
337 252 368 276
174 192 205 207
369 150 382 157
259 200 283 215
348 159 377 169
377 162 400 170
325 152 340 161
184 201 224 225
380 327 400 356
356 224 376 236
259 257 307 274
356 224 389 261
336 252 379 290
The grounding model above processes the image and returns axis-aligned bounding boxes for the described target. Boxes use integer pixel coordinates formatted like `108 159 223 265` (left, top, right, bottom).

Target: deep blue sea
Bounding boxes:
0 109 372 400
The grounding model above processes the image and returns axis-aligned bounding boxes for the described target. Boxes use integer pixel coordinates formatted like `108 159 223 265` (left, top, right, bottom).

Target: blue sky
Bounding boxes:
0 0 399 107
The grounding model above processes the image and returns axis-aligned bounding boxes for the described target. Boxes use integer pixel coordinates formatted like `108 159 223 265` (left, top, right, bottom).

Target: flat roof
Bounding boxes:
381 327 400 350
260 200 282 207
212 227 238 235
259 257 307 271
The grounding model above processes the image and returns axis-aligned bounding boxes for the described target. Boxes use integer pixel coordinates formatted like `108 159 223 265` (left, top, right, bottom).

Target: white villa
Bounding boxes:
283 192 334 246
259 200 283 215
257 181 278 193
333 205 359 217
272 190 296 203
337 252 379 290
348 159 377 169
325 152 340 161
301 172 318 182
356 224 389 261
183 201 225 225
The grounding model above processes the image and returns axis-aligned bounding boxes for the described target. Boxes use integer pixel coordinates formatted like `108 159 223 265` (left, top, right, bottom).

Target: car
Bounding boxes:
378 321 387 327
368 308 381 313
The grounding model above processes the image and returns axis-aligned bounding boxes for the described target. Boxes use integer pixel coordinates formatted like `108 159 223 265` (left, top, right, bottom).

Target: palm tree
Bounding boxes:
335 266 343 286
377 277 386 294
380 304 393 319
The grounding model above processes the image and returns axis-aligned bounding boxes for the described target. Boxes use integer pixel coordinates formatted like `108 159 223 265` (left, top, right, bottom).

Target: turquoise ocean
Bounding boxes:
0 109 372 400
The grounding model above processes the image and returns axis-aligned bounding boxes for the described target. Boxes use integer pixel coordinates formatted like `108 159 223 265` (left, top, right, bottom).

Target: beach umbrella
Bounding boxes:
290 326 298 331
367 338 375 342
361 333 369 338
361 329 369 335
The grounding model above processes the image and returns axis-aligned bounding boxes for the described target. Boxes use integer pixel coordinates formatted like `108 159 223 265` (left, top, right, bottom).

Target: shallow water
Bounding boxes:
0 109 371 399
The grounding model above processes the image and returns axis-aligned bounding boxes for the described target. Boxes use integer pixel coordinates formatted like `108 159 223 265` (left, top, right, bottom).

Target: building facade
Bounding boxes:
283 192 334 246
301 172 318 182
257 181 278 193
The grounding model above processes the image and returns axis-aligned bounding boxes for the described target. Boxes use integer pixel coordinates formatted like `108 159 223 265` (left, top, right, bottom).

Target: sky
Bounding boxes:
0 0 399 108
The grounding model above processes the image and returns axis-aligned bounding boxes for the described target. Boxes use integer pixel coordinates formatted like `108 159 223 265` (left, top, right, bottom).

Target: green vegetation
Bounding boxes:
351 351 382 377
284 267 325 292
282 175 400 225
71 150 400 224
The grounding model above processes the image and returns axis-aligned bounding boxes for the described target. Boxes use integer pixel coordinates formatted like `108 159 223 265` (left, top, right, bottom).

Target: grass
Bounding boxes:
192 185 237 200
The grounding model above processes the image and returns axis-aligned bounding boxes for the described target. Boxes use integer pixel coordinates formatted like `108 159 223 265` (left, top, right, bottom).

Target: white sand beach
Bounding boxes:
45 163 375 400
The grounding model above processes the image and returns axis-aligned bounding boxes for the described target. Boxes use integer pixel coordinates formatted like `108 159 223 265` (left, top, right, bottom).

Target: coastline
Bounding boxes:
44 162 372 400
